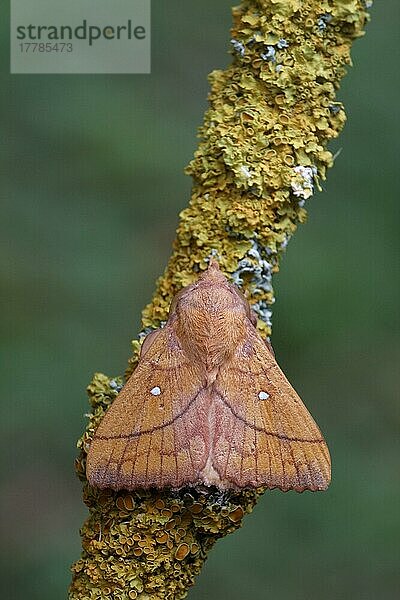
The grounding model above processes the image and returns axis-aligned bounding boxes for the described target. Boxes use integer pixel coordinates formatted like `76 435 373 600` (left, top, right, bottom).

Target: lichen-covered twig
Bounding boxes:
70 2 371 598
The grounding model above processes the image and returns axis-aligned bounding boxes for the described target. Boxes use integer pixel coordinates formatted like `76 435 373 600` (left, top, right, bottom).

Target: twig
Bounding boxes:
70 1 371 598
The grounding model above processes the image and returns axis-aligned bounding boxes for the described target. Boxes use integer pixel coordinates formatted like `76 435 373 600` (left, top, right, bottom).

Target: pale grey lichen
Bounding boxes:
317 13 333 32
276 38 289 49
252 299 273 328
261 45 276 61
291 165 317 200
230 38 245 56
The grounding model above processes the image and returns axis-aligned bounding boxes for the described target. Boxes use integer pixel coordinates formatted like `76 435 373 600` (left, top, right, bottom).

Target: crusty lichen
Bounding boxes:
70 1 371 599
139 0 371 341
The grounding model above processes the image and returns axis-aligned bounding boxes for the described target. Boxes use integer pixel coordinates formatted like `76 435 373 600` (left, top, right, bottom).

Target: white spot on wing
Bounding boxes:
258 391 269 400
150 386 161 396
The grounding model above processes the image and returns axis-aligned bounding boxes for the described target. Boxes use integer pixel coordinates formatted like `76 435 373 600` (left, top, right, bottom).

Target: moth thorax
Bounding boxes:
176 307 246 367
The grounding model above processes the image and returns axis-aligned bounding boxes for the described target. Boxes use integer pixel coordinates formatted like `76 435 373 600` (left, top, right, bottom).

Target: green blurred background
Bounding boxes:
1 2 399 599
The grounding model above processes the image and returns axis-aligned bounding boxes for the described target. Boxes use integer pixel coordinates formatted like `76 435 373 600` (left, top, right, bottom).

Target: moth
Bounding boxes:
86 260 331 492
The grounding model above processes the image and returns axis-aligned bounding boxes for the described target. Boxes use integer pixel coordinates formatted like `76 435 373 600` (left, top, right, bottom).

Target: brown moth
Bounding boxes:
86 260 331 492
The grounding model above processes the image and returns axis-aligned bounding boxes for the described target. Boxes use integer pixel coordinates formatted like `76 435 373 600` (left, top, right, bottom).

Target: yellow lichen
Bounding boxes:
70 1 371 598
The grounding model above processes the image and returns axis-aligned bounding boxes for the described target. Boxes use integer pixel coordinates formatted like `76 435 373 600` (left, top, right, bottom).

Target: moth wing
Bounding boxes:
86 325 208 490
212 329 331 491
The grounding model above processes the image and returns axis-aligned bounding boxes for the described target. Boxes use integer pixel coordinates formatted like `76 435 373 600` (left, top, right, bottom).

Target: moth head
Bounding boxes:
203 261 257 326
168 260 227 315
200 258 227 283
168 259 255 330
